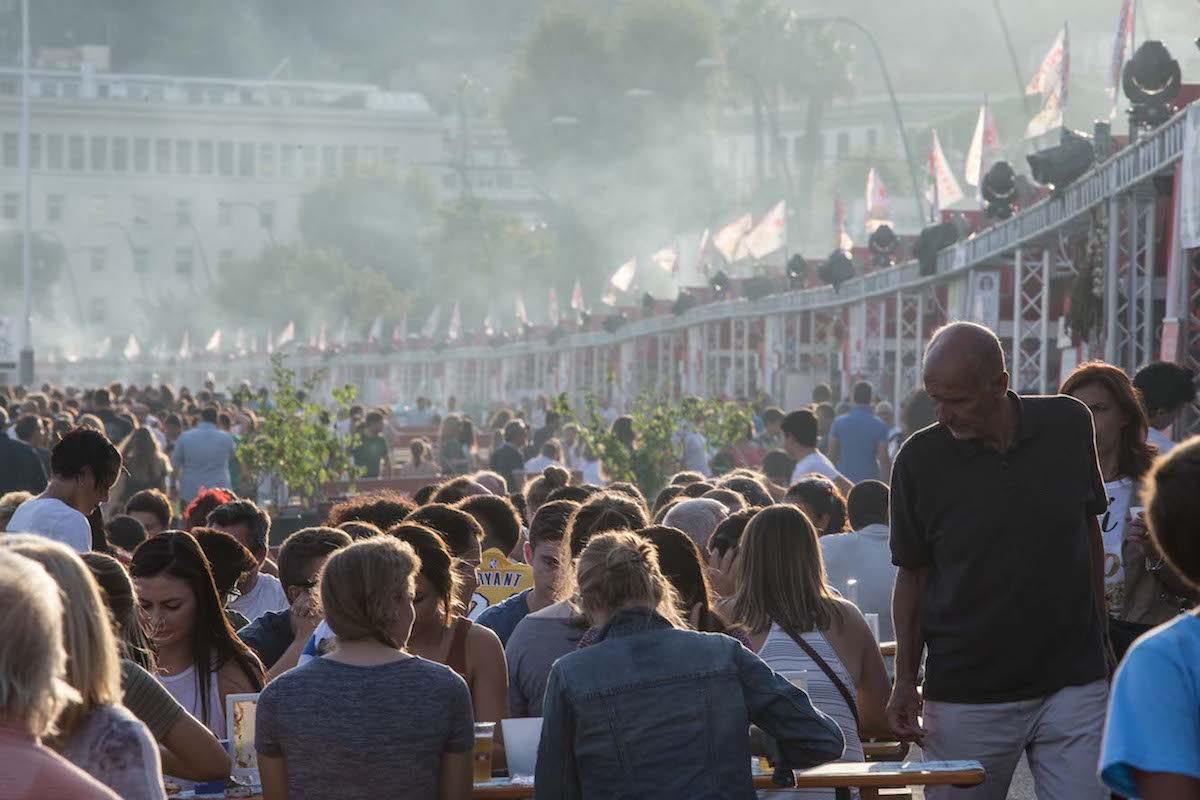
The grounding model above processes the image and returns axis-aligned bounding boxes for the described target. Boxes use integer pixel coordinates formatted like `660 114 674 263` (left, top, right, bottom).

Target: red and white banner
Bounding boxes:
713 214 752 263
964 101 1001 188
1106 0 1134 111
865 168 891 224
928 129 964 215
1026 24 1069 138
745 201 787 260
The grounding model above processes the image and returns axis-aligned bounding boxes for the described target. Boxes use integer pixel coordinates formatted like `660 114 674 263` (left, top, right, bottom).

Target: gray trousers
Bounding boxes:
921 680 1108 800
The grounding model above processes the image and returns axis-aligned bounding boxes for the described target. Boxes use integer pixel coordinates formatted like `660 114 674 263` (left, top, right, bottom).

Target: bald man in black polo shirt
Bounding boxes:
887 322 1109 800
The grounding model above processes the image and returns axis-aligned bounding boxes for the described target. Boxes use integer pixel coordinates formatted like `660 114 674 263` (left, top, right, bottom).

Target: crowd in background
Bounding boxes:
2 321 1200 800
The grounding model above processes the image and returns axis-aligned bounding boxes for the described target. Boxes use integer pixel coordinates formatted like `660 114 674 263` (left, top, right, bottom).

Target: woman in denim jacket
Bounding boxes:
535 531 845 799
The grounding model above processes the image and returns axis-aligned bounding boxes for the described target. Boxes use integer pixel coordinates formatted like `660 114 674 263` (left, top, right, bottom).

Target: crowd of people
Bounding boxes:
1 320 1199 800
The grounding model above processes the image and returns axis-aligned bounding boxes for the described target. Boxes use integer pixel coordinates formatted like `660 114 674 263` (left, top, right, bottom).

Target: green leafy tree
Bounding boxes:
561 393 752 496
235 353 360 507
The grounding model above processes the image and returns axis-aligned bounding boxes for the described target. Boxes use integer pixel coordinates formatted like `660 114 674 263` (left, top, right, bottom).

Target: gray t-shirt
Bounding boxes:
505 603 586 717
256 655 473 800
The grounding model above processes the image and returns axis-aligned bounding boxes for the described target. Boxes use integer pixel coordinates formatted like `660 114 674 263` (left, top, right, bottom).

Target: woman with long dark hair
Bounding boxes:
1061 361 1196 657
111 427 171 507
639 525 744 639
131 531 265 738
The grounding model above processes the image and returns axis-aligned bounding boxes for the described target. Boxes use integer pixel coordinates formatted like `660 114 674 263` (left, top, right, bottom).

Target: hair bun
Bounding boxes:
604 540 647 570
543 465 569 488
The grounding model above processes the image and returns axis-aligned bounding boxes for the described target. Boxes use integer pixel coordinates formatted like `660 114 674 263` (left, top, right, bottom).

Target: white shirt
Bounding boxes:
523 455 564 475
229 572 288 623
1147 427 1175 455
820 523 898 641
790 450 842 485
6 497 92 552
1099 477 1135 614
680 427 711 477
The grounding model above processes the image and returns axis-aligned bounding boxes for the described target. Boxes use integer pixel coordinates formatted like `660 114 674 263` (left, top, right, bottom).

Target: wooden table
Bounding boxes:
862 740 909 760
471 760 984 799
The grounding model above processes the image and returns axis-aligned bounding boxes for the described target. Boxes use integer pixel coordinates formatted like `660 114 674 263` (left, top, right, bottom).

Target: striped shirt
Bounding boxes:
758 623 863 799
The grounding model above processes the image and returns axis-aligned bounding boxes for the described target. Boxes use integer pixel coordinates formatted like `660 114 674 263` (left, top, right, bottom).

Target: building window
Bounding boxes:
321 145 337 177
176 198 192 226
46 194 63 223
175 247 194 275
90 247 107 273
133 138 150 172
90 136 108 171
280 144 295 177
258 200 276 229
28 133 41 169
2 132 16 167
343 145 358 173
176 140 193 174
112 138 128 171
867 128 878 151
47 134 63 169
89 297 106 324
238 142 254 177
259 143 275 178
2 192 18 220
69 135 85 170
132 196 150 226
90 195 108 225
218 141 234 177
218 249 234 273
198 141 214 175
362 146 378 166
302 145 318 178
156 139 171 173
218 200 231 227
133 248 149 274
836 131 849 158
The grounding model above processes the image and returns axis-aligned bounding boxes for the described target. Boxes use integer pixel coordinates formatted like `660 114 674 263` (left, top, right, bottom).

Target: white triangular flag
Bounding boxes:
483 306 497 337
234 328 246 355
317 322 328 352
205 329 222 353
603 258 637 306
123 335 141 361
548 288 560 326
745 201 787 260
651 246 679 274
1025 24 1069 139
178 331 191 359
964 101 1001 188
1026 27 1067 96
515 293 529 327
927 129 964 215
420 305 442 339
447 302 462 341
336 320 349 347
1106 0 1134 114
865 168 891 224
570 280 585 313
713 214 752 262
367 316 383 344
95 336 113 359
277 321 295 347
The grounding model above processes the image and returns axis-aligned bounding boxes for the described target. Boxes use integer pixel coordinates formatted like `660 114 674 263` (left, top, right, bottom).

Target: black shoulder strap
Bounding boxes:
777 622 860 729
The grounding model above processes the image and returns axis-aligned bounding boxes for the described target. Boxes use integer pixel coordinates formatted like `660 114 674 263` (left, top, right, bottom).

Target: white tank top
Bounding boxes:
159 663 226 738
758 623 864 800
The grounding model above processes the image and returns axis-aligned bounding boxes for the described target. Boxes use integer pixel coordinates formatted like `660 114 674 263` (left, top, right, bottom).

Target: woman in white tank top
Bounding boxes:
131 531 265 739
729 505 893 799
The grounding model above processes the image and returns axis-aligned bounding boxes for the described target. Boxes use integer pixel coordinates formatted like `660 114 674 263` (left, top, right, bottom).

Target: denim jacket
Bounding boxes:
534 608 845 800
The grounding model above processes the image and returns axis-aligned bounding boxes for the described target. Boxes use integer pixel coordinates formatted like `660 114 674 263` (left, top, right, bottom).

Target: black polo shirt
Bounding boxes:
889 392 1108 703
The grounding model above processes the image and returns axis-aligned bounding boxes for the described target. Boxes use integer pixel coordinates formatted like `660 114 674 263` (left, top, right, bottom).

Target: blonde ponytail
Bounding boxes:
318 537 421 649
575 532 684 628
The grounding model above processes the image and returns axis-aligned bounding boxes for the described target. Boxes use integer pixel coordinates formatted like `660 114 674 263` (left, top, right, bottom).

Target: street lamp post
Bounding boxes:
798 16 927 222
18 0 33 385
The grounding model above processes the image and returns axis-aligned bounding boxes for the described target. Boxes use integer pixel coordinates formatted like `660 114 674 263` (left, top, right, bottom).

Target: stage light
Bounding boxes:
867 224 898 268
672 292 698 315
817 249 856 291
710 270 731 298
913 221 959 277
1123 40 1181 130
742 275 775 302
1026 128 1094 194
786 254 808 289
981 161 1017 220
602 313 627 333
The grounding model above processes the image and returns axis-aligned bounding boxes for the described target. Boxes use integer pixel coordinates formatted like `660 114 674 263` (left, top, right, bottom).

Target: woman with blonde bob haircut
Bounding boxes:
730 504 893 797
0 550 121 798
2 535 163 799
255 536 475 800
536 531 845 799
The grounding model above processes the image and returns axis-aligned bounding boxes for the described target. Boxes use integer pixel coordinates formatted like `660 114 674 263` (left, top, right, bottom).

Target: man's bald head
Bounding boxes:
925 322 1006 387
